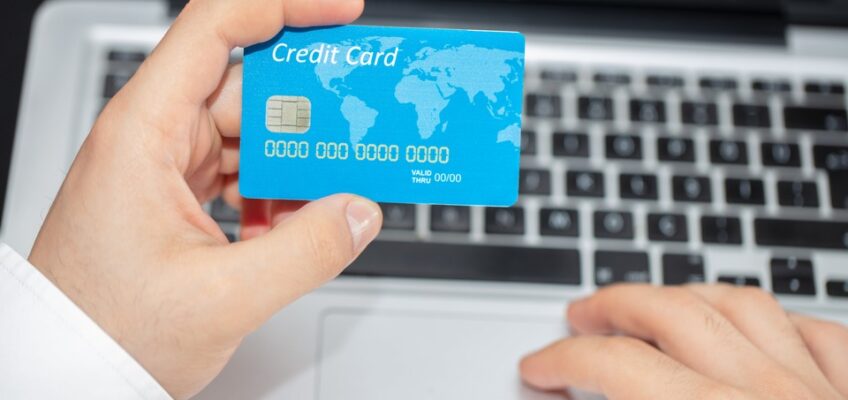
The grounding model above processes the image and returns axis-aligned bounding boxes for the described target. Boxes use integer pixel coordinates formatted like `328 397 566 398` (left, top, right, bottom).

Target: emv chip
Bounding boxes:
266 95 311 133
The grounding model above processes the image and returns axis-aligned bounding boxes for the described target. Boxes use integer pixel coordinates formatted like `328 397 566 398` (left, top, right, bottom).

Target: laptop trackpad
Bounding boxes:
318 309 570 400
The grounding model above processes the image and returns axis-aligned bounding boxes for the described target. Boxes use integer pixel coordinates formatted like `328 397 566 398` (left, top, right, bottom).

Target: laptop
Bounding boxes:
3 0 848 398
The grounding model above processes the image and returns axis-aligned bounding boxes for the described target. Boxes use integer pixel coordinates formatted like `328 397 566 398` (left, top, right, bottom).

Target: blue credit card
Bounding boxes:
240 25 525 206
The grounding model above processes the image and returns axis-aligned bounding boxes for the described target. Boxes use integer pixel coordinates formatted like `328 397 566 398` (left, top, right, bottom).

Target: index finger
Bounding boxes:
127 0 363 109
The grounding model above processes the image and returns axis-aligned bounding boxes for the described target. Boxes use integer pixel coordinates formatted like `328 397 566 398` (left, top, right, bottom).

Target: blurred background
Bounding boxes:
1 1 43 229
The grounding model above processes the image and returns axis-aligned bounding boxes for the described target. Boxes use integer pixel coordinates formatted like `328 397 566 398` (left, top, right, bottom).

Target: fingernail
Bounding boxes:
346 199 382 253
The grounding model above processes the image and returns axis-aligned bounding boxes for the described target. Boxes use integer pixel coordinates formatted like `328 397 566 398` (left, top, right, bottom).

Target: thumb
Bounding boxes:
210 194 382 329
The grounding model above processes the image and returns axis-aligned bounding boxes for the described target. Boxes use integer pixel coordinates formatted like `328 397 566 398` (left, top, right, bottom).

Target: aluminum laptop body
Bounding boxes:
3 0 848 398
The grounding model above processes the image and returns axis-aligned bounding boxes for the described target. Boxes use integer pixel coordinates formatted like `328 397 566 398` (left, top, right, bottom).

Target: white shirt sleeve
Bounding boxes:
0 243 172 400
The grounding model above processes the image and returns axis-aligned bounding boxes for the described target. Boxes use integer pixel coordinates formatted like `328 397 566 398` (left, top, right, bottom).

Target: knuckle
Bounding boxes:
663 286 704 309
736 286 778 307
719 286 781 321
701 307 734 338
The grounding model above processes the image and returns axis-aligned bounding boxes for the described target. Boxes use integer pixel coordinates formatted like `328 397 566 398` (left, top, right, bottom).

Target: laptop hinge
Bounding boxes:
168 0 187 18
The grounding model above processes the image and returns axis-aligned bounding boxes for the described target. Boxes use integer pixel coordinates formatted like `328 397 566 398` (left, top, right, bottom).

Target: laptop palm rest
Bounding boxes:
318 309 576 400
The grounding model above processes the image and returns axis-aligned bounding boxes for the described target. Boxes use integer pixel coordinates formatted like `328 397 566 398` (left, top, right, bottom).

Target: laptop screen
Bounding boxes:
363 0 847 27
472 0 780 12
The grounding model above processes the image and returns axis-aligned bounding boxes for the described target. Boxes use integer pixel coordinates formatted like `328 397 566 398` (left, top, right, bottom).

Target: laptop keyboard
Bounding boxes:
99 48 848 300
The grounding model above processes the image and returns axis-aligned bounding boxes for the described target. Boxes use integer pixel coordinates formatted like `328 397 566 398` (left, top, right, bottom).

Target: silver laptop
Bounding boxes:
3 0 848 398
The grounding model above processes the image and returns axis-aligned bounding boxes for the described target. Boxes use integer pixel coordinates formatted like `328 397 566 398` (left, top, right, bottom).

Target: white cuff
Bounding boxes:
0 243 172 400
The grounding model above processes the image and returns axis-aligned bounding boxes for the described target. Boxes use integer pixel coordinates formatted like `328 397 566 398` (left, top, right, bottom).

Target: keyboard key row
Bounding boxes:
376 206 848 250
521 171 821 209
212 202 848 249
375 205 736 247
526 94 847 131
537 68 844 96
546 134 810 169
230 181 824 238
563 172 821 208
215 210 843 296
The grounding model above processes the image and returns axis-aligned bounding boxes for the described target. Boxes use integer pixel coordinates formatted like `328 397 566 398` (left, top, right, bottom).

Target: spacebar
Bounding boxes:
346 240 582 285
754 218 848 249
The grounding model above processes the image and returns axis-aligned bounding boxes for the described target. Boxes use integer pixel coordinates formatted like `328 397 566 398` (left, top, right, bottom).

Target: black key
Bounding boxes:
567 171 605 198
646 74 684 89
107 50 146 62
526 94 562 118
672 176 712 203
702 216 743 245
630 99 666 123
725 178 765 205
681 102 718 126
771 258 815 296
552 132 589 158
662 254 705 284
752 79 791 93
210 198 240 223
606 135 642 160
595 251 650 286
814 145 848 171
520 130 537 155
380 203 416 230
648 213 688 242
594 211 634 239
348 240 582 285
784 106 848 132
486 207 525 235
830 172 848 209
755 218 848 249
594 72 631 85
826 280 848 298
804 81 846 96
519 169 552 195
541 69 577 83
699 76 737 90
733 104 771 128
658 137 695 163
578 96 614 121
710 140 748 165
761 142 801 167
540 208 579 237
103 73 133 98
814 145 848 172
777 181 819 208
620 174 658 200
430 206 471 233
718 275 760 287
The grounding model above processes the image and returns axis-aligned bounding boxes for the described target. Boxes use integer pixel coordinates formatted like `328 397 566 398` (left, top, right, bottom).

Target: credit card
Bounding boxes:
240 25 525 206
